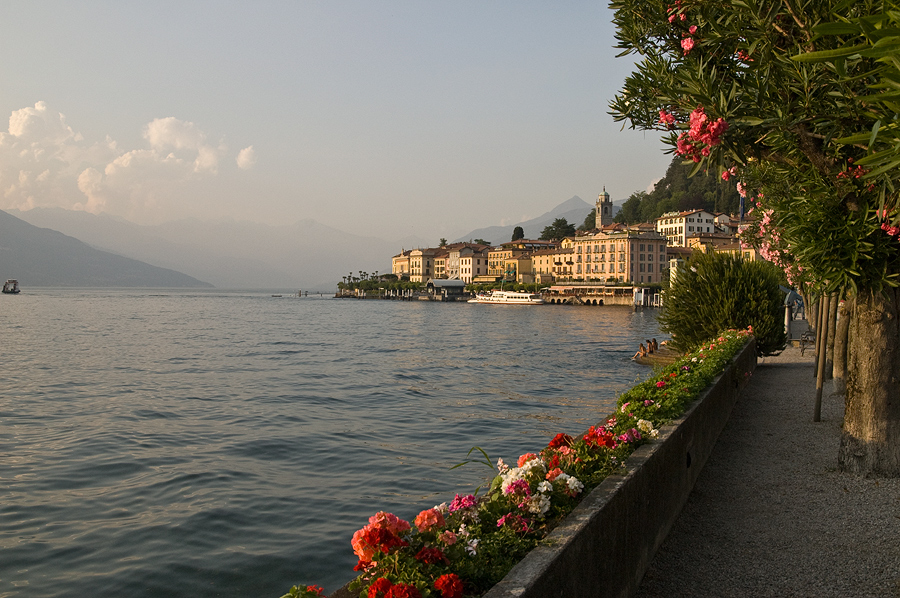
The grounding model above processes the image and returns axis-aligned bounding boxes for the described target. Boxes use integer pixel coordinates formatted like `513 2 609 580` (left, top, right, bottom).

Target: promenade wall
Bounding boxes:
483 338 756 598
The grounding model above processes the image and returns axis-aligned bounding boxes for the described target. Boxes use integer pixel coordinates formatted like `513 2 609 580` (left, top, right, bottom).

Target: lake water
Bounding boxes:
0 289 662 597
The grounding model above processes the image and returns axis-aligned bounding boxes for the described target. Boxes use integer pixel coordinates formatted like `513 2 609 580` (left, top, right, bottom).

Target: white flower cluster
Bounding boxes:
637 419 660 439
521 493 551 515
550 471 584 495
499 458 546 494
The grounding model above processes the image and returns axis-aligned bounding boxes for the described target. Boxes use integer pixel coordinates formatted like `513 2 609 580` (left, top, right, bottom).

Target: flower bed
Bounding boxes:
284 329 755 598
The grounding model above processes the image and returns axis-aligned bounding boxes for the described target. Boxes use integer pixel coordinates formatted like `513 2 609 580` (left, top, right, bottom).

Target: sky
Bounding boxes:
0 1 670 242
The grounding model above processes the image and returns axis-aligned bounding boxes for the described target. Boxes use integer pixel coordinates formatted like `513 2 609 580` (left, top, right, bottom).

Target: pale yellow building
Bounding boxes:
433 250 449 279
443 243 489 279
409 248 439 282
561 228 668 284
458 249 489 283
392 250 412 279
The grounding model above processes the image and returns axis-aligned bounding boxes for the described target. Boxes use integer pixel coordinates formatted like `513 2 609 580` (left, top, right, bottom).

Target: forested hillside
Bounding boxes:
615 156 741 224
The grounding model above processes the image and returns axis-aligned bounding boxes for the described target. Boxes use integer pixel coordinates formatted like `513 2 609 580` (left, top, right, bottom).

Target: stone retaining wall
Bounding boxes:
483 338 757 598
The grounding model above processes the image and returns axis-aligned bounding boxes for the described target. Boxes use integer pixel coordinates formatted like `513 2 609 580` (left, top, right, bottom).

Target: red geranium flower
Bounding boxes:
368 577 393 598
548 433 573 448
384 583 422 598
434 573 464 598
414 547 449 565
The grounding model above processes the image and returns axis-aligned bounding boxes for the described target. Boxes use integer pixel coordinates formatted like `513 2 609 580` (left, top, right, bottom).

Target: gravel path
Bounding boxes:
634 344 900 598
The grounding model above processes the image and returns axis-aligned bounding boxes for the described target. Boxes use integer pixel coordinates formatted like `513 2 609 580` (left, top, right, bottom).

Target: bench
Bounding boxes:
799 329 815 356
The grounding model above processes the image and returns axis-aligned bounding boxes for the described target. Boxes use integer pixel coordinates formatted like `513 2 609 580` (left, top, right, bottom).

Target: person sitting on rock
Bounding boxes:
633 343 647 360
651 338 659 351
646 339 654 354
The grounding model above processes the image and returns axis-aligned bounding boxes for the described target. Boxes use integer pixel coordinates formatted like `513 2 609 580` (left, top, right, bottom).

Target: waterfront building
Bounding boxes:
687 232 739 252
458 247 490 283
561 228 668 285
433 250 449 279
392 250 412 279
503 254 535 283
425 278 467 299
530 248 559 281
409 248 439 282
655 209 720 247
445 243 489 280
488 239 557 279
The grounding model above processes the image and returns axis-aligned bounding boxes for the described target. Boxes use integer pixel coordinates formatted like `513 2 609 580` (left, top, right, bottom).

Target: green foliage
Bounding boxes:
473 238 491 246
439 238 448 247
539 217 576 241
660 251 786 355
615 156 742 224
608 0 900 296
578 209 596 231
511 226 525 241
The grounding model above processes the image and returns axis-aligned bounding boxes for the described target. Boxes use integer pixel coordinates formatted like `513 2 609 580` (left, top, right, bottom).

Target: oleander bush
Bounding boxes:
660 251 786 356
282 328 753 598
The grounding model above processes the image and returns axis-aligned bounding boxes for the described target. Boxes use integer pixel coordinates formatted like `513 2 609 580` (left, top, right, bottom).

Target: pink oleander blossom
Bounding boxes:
681 37 695 54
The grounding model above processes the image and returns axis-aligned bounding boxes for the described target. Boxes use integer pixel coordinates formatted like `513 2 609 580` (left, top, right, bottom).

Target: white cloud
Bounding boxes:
7 101 80 143
236 145 256 170
0 102 253 222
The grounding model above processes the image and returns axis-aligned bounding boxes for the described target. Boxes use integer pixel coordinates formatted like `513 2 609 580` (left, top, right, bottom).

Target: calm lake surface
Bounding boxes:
0 289 662 597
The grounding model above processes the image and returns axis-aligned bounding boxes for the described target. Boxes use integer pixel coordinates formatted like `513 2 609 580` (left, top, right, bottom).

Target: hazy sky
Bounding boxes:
0 1 670 241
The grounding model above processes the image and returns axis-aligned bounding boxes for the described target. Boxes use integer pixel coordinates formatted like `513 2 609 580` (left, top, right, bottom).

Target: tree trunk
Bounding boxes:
832 298 851 396
826 294 838 379
808 298 819 332
840 287 900 476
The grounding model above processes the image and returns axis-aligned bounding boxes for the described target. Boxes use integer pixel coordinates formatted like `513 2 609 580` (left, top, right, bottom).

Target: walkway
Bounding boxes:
634 345 900 598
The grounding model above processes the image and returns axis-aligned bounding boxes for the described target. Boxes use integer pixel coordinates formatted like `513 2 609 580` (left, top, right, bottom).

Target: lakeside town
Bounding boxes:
337 188 756 303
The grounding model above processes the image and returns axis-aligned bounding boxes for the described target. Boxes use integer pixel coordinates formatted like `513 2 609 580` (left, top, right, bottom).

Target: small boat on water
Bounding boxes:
2 279 20 294
468 290 543 305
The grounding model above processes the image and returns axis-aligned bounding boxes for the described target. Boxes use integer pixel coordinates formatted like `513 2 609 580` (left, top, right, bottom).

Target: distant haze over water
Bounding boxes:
0 290 662 597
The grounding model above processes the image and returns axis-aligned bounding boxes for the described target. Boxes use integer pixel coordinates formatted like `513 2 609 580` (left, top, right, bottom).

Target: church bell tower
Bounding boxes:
596 187 613 228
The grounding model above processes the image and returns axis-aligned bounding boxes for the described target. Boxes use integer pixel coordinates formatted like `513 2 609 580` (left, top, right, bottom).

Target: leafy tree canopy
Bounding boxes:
511 226 525 241
439 238 447 247
609 0 900 475
615 156 742 224
473 238 491 246
578 209 597 231
540 217 576 241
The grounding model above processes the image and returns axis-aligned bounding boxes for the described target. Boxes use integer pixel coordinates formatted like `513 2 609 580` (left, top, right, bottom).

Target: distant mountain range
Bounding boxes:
6 208 403 290
0 210 212 288
4 195 620 289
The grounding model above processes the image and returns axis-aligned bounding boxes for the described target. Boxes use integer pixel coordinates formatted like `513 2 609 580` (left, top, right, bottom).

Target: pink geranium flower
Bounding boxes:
414 508 445 532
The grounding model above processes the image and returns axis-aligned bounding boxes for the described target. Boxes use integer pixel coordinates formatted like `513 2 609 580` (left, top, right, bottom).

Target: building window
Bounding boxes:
648 264 653 272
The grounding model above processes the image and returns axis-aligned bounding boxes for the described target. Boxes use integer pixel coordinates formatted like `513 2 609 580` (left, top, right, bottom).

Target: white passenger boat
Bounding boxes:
467 290 543 305
2 279 20 294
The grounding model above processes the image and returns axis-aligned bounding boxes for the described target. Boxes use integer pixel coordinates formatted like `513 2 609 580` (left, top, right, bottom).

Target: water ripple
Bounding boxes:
0 289 662 598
